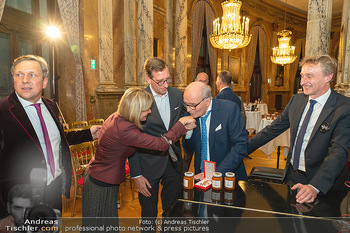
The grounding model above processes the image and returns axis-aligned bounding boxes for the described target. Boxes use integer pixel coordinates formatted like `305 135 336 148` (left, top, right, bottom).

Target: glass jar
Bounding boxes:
183 172 194 189
224 190 234 205
224 172 235 190
211 189 222 203
183 189 194 201
212 172 223 190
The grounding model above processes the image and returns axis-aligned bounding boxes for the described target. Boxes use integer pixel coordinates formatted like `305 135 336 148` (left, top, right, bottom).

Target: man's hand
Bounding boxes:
291 183 318 204
134 176 152 197
0 215 15 233
90 125 102 139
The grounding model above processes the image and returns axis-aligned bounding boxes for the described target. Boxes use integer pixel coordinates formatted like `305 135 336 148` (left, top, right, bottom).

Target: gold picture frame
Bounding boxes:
228 56 240 84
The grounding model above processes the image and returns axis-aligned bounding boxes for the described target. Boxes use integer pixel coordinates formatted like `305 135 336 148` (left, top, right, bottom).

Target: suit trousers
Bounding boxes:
44 175 63 212
138 159 182 232
285 165 308 187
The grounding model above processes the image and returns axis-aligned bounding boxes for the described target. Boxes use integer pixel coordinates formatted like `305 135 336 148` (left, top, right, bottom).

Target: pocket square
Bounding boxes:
174 106 179 110
215 124 222 132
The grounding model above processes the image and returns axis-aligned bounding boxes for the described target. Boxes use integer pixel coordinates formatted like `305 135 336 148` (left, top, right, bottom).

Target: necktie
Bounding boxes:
293 99 317 171
200 110 211 171
32 103 55 176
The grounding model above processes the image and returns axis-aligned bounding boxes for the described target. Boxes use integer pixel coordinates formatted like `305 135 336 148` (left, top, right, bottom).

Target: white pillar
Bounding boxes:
174 0 187 87
305 0 333 57
137 0 153 84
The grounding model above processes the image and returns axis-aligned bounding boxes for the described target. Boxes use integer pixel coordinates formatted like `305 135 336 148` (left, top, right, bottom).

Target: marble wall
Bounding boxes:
53 0 347 122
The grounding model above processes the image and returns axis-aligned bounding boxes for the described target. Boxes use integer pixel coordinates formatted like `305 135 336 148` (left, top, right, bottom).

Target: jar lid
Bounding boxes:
184 172 194 177
213 172 222 177
225 172 235 177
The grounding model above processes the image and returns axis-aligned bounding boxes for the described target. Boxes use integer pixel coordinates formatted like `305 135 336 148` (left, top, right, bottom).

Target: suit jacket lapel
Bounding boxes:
7 92 42 152
309 89 336 141
209 99 220 154
168 87 178 128
145 86 167 130
290 96 308 146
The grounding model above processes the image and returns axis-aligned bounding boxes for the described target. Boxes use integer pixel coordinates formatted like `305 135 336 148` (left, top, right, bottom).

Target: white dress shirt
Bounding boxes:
16 93 62 185
150 86 170 130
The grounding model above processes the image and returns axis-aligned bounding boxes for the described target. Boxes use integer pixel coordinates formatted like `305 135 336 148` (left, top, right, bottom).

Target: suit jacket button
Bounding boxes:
42 160 46 164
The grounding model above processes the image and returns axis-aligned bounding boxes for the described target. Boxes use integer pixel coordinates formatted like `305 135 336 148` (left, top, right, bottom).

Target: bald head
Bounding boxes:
184 82 212 118
195 72 209 85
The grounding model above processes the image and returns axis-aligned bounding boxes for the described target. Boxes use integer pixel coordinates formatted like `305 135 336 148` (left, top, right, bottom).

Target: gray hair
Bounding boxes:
11 55 49 79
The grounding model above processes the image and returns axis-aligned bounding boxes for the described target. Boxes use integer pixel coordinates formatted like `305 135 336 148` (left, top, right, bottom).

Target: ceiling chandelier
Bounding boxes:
270 1 297 65
210 0 251 50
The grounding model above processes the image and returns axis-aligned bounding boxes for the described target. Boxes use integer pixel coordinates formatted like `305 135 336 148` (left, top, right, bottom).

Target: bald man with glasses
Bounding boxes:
128 57 185 232
182 82 248 181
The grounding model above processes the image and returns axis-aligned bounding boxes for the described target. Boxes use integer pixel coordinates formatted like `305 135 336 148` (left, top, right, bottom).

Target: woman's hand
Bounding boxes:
179 116 196 131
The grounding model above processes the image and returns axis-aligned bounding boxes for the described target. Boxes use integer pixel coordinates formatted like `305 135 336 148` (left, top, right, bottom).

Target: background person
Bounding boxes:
248 55 350 203
195 72 209 85
0 55 100 231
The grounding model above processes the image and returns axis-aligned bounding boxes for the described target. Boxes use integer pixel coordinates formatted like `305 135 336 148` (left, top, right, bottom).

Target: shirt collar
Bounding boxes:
201 98 213 117
219 86 230 93
310 88 331 106
149 85 168 98
15 92 43 108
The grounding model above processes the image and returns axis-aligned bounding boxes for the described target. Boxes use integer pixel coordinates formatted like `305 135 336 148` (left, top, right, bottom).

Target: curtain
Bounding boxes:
258 27 268 101
205 4 217 84
290 38 305 84
57 0 86 121
190 1 205 80
246 27 259 101
0 0 5 21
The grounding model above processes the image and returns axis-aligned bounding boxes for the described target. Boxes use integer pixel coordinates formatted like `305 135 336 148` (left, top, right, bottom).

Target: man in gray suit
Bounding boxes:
128 57 184 231
248 55 350 204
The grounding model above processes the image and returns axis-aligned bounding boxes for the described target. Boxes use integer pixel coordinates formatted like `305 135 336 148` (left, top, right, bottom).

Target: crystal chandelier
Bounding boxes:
210 0 251 50
270 1 297 65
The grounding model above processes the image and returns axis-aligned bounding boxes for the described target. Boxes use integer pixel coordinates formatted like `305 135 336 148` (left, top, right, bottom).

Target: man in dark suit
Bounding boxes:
128 57 184 228
248 55 350 204
0 55 100 230
215 70 241 110
182 82 248 181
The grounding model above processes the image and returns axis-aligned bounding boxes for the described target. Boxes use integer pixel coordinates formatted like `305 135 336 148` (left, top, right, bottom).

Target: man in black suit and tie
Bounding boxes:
248 55 350 204
128 57 184 230
215 70 242 110
0 55 100 230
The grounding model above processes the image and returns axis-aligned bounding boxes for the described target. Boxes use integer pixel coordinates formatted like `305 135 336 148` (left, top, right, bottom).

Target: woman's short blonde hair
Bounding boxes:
117 87 153 129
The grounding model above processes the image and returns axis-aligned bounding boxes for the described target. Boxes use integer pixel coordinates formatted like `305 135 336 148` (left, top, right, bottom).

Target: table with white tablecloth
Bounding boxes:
246 111 262 135
246 103 269 115
257 118 290 168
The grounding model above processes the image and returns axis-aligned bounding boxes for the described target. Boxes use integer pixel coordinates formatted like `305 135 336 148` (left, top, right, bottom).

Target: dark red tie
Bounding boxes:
32 103 55 176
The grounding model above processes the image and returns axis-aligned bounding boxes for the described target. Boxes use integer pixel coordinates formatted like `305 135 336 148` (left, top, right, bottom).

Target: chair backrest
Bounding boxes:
72 121 88 129
89 119 104 125
62 123 69 130
69 141 94 166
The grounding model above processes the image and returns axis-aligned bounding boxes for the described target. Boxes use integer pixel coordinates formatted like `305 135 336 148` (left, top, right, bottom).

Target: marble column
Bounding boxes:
165 0 174 75
137 0 153 84
174 0 187 88
96 0 117 92
305 0 333 57
124 0 137 85
336 0 350 97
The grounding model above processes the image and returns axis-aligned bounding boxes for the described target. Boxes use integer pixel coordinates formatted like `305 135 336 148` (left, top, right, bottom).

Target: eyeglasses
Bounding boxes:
183 97 207 110
150 77 172 86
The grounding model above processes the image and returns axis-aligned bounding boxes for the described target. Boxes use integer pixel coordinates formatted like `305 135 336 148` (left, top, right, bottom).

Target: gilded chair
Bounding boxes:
89 119 105 126
69 141 94 216
62 123 69 131
72 121 88 129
